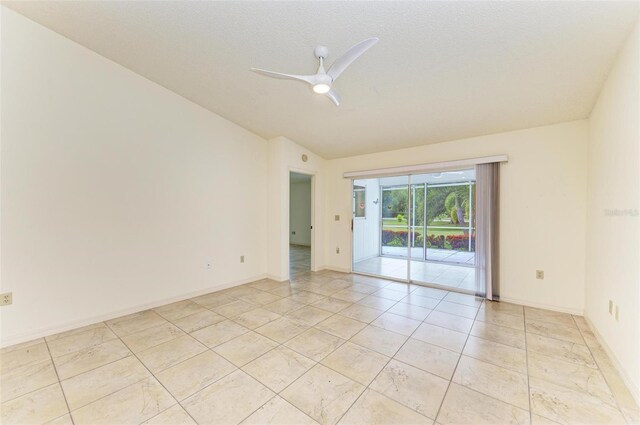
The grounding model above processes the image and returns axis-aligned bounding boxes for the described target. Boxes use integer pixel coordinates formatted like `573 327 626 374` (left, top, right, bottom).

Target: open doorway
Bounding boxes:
289 172 312 278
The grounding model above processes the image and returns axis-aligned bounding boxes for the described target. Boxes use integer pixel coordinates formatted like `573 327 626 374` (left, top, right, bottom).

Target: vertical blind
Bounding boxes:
475 162 500 300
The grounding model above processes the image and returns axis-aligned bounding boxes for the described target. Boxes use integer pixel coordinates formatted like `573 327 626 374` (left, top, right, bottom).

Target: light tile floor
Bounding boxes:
354 256 476 290
290 245 311 279
2 270 638 425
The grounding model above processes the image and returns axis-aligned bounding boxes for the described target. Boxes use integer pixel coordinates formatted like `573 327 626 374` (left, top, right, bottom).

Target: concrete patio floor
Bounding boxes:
353 256 475 292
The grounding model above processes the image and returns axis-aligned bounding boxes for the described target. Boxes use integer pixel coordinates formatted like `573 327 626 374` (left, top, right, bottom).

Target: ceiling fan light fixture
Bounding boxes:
251 37 378 106
313 83 331 94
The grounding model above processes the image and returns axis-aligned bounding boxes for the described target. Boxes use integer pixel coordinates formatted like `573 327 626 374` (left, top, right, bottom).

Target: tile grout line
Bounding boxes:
437 297 549 415
2 331 133 408
215 276 510 422
478 305 609 416
46 320 202 419
261 275 630 422
137 278 382 423
134 294 295 420
525 309 627 423
55 315 232 388
42 338 76 425
255 285 415 423
430 296 481 423
104 321 203 425
570 314 628 420
397 298 533 415
186 278 379 424
338 294 444 423
523 307 533 425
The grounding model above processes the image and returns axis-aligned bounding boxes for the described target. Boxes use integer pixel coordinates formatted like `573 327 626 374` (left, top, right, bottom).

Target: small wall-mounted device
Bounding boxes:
301 154 308 162
0 292 12 306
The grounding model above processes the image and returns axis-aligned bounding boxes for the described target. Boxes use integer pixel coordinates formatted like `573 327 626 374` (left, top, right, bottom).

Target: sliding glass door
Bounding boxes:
351 169 477 293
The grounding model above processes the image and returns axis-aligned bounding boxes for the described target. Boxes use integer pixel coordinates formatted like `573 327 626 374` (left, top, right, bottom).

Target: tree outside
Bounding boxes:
381 182 475 251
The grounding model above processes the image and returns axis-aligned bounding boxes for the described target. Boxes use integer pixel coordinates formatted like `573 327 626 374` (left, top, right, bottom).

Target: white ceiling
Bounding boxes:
5 1 639 159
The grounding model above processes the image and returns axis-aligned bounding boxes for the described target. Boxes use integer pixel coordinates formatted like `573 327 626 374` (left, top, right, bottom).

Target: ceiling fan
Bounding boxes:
250 37 379 106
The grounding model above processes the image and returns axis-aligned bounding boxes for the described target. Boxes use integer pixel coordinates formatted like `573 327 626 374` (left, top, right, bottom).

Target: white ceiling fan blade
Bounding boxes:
250 68 316 84
325 89 341 106
327 37 378 81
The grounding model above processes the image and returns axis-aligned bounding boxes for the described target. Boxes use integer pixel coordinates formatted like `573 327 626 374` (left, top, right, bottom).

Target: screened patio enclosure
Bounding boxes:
352 169 476 292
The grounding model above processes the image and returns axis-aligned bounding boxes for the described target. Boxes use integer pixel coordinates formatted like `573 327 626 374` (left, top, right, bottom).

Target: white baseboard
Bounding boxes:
499 296 583 316
267 274 289 282
0 273 267 348
584 315 640 406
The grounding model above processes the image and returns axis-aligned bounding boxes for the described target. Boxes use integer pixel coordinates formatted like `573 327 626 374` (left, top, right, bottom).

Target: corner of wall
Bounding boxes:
584 14 640 404
266 136 327 280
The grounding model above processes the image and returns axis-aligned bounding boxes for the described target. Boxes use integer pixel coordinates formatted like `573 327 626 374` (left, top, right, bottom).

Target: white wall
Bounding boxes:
267 136 325 281
586 17 640 401
352 178 380 262
0 8 268 346
325 121 589 314
289 180 311 246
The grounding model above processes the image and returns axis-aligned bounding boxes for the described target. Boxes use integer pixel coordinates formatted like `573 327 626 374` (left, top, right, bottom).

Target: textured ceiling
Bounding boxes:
5 1 639 159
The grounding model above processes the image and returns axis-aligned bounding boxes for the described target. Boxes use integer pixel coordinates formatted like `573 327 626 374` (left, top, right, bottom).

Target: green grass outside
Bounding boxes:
382 218 471 236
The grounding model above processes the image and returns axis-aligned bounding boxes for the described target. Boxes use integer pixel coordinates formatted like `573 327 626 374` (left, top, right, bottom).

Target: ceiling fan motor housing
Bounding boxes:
314 45 329 59
315 74 332 85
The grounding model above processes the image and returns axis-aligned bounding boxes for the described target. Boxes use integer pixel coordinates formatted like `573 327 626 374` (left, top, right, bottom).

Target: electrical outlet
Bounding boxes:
291 231 296 235
1 292 12 306
615 305 619 321
240 256 245 263
536 270 544 280
334 215 340 221
207 262 212 269
336 247 340 254
609 300 613 314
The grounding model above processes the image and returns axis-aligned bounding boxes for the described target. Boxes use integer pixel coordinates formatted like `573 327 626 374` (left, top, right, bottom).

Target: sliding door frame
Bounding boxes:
350 170 477 295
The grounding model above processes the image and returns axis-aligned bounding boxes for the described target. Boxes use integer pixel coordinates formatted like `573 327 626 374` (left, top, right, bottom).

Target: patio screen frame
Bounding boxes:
350 174 475 295
378 179 476 266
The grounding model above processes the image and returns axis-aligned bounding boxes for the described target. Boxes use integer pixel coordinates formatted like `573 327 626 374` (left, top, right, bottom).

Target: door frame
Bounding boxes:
287 169 316 277
351 176 413 284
